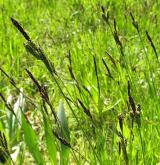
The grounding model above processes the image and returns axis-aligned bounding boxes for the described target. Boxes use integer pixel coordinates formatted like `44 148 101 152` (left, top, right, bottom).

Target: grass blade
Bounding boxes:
21 112 44 164
58 100 70 165
43 110 57 165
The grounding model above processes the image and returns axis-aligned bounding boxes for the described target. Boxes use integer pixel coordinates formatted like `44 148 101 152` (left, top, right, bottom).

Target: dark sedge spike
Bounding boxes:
65 97 79 107
25 68 48 101
129 12 135 23
101 6 109 23
0 132 7 149
65 97 74 104
78 99 92 119
113 19 123 50
118 141 121 155
0 93 18 120
2 133 8 150
116 130 123 139
0 67 16 86
121 139 129 165
113 31 123 50
0 132 11 163
102 58 113 79
127 81 131 97
0 132 10 164
118 114 124 133
24 42 42 60
82 85 93 98
146 30 158 60
137 104 141 113
135 104 141 127
25 68 41 91
0 93 14 113
113 18 117 32
101 5 105 14
130 12 139 32
68 65 81 93
53 130 90 163
68 65 76 81
128 81 136 114
126 100 130 112
93 56 100 97
10 17 31 41
68 50 72 67
24 42 57 75
25 68 58 122
52 130 71 148
105 51 117 68
42 100 49 116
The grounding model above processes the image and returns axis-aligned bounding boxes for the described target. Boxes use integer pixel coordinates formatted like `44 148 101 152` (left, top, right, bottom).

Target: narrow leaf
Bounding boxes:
58 100 70 165
21 112 44 164
43 112 57 165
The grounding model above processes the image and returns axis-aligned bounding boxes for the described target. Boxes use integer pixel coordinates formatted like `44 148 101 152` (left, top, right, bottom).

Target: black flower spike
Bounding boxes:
146 30 158 60
128 81 136 114
10 17 31 41
78 99 92 119
130 12 139 33
118 114 124 133
0 131 10 164
101 6 109 23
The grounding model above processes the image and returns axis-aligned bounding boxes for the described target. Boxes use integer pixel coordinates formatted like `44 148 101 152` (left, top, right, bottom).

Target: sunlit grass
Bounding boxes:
0 0 160 164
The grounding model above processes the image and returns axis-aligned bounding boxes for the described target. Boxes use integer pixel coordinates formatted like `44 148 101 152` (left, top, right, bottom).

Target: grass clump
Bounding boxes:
0 0 160 164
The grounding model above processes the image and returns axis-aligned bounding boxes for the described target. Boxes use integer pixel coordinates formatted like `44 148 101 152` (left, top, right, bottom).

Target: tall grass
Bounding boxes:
0 0 160 164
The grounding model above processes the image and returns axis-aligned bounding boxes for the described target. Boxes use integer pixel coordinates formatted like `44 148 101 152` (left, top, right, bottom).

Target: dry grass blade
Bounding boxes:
10 17 31 41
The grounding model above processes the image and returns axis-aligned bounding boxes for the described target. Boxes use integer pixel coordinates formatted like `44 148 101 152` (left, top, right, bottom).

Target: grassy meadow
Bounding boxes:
0 0 160 164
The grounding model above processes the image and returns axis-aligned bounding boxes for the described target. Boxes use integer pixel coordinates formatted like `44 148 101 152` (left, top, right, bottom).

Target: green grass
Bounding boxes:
0 0 160 164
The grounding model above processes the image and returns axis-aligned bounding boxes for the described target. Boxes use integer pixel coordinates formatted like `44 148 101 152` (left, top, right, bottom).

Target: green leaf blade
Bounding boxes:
21 112 44 164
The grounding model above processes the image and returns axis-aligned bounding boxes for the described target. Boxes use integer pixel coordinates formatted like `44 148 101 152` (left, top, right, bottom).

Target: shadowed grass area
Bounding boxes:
0 0 160 164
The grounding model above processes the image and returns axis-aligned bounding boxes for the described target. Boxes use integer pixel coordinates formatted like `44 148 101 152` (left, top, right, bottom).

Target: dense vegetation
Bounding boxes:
0 0 160 164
